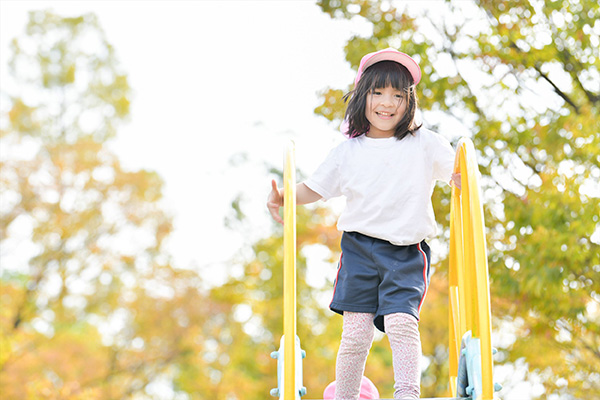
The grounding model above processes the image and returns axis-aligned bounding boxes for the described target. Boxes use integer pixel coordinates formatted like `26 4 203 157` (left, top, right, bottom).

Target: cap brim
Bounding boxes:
356 50 421 85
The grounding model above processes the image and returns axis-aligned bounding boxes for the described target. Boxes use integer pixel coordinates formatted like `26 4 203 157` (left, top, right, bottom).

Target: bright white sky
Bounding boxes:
0 0 364 281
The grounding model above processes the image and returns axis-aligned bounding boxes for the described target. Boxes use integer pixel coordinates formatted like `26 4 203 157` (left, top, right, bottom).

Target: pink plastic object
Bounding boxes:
323 376 380 399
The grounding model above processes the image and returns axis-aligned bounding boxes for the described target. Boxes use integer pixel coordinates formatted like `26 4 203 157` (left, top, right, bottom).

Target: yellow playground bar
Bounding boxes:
270 139 501 400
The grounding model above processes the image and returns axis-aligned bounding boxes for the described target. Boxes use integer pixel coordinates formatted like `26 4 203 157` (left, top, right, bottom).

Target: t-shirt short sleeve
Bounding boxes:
305 145 342 200
431 133 455 183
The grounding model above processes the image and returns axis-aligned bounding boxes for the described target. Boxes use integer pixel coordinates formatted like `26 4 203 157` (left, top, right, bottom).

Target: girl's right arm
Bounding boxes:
267 179 322 224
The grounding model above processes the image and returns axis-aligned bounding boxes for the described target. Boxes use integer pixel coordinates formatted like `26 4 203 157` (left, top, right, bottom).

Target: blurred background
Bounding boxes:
0 1 598 399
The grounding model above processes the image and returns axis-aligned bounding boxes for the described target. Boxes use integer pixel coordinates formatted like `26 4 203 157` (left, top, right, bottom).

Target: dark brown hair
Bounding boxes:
344 60 421 140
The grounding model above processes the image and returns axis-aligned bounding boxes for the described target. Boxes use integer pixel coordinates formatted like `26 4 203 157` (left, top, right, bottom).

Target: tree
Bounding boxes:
0 11 222 399
314 0 599 398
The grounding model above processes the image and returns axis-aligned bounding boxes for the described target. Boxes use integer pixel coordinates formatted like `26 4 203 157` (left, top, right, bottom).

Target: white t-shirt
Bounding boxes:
305 128 455 245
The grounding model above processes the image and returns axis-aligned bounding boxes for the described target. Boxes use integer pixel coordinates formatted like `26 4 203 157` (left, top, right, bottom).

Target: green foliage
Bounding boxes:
3 3 598 399
0 11 220 399
314 0 600 398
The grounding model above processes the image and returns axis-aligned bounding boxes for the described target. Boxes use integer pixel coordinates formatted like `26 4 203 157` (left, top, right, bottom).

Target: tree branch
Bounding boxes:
533 64 580 113
557 46 600 106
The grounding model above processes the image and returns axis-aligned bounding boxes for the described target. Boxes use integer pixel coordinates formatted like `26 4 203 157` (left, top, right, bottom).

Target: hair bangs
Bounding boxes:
364 61 413 94
343 59 421 140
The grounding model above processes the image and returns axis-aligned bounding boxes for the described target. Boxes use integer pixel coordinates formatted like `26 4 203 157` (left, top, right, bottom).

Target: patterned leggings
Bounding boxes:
335 312 421 400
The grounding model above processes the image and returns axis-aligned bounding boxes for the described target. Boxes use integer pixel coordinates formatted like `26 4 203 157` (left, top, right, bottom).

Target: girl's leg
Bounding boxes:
335 312 375 400
384 312 421 399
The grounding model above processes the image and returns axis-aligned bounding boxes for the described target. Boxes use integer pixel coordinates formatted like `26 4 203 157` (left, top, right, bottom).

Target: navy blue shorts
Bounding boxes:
330 231 431 332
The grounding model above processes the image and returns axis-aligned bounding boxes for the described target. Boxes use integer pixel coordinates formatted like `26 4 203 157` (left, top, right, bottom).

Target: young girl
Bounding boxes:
267 48 460 400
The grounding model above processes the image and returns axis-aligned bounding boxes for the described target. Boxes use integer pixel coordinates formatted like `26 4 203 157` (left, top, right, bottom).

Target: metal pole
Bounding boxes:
283 141 297 400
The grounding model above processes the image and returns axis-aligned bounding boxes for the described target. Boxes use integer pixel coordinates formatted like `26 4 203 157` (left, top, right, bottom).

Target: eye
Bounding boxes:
372 90 382 96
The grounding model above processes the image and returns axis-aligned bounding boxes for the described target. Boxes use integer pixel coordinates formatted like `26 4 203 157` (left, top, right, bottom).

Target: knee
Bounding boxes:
340 313 375 349
340 329 374 353
384 313 419 339
341 326 374 347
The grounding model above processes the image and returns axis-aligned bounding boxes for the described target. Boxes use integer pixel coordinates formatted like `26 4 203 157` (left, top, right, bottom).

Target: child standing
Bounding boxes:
267 48 460 400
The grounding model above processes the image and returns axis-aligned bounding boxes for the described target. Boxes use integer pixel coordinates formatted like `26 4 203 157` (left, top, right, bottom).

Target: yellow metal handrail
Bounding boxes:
448 138 494 399
283 142 297 400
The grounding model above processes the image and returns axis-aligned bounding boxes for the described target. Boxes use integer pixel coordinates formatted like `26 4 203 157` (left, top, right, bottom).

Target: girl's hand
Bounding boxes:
451 173 462 190
267 179 284 224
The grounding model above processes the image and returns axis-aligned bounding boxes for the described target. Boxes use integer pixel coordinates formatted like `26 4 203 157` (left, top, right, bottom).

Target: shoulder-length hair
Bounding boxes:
343 60 421 140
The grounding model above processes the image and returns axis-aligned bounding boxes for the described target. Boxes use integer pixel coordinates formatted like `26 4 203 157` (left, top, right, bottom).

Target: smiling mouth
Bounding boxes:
376 111 394 119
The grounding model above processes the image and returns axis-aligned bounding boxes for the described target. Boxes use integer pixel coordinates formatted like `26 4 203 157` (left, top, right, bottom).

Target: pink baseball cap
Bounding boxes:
323 376 380 399
354 48 421 86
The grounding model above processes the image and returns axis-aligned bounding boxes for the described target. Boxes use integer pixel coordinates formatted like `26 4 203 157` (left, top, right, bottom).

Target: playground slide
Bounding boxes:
271 139 501 400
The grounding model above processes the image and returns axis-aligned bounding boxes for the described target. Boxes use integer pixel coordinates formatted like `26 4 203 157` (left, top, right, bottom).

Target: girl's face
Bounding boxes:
365 85 406 138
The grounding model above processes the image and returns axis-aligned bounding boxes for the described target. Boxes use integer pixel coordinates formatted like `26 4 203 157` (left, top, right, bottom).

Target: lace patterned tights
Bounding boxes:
335 312 421 400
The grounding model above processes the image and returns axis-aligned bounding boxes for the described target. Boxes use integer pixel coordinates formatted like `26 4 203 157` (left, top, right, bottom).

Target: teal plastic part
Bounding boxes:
456 331 502 398
270 335 306 399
